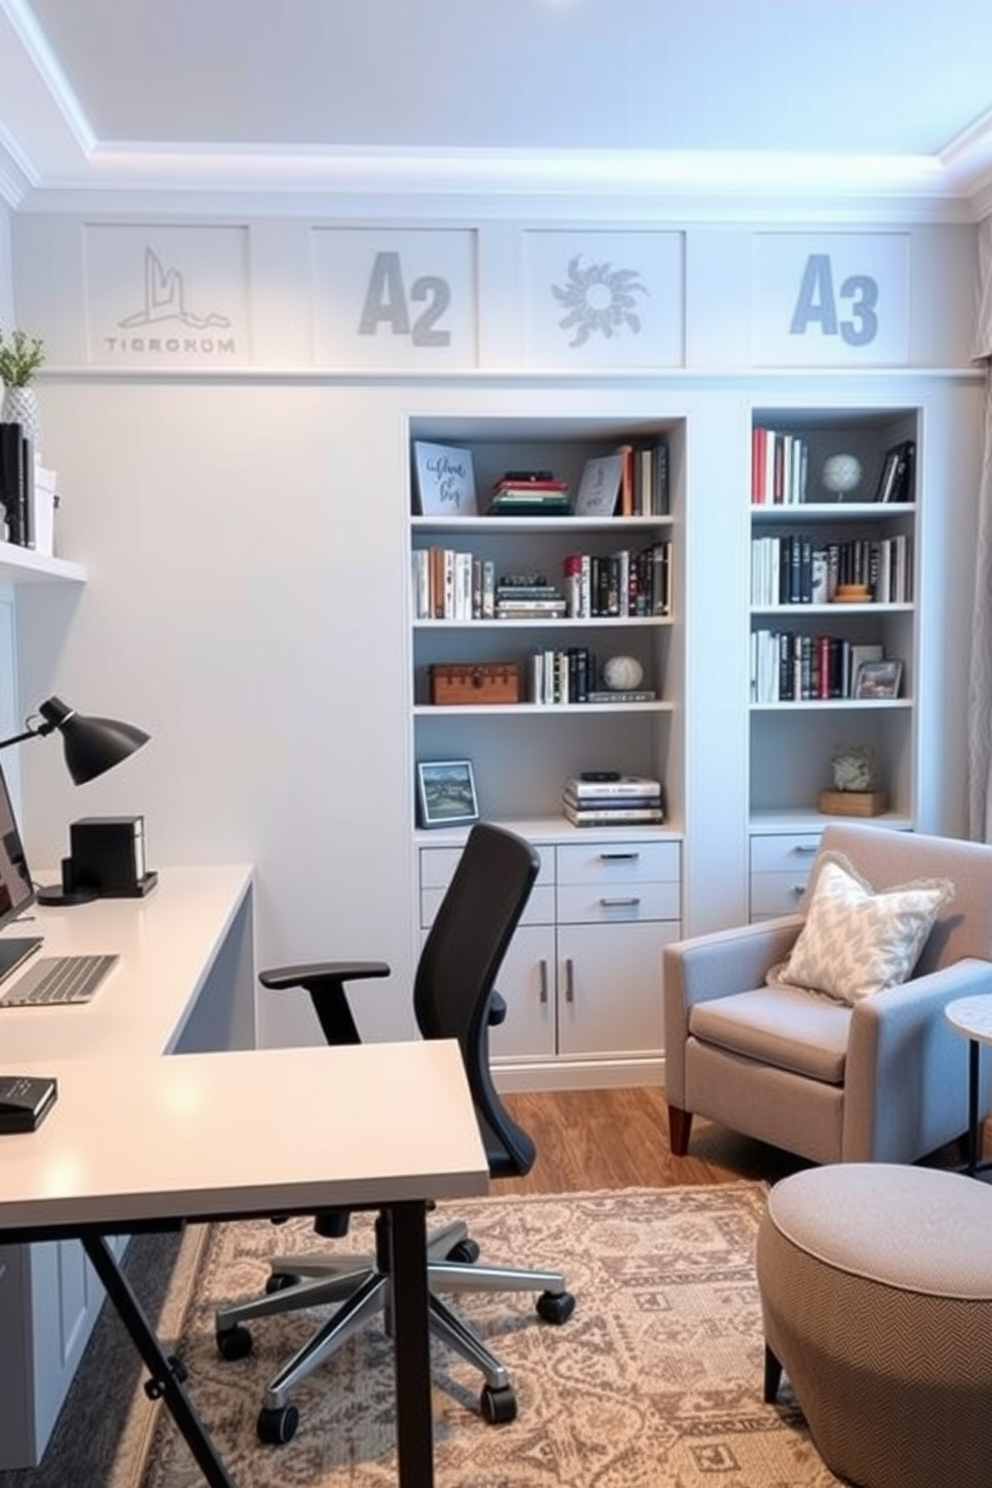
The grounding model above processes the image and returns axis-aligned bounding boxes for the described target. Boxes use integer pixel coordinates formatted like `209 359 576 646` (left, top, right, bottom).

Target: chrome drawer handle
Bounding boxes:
792 845 817 856
538 959 549 1004
598 852 640 861
565 958 574 1003
600 896 642 907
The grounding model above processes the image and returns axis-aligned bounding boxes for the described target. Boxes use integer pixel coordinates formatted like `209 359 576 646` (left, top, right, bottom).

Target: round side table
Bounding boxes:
945 994 992 1176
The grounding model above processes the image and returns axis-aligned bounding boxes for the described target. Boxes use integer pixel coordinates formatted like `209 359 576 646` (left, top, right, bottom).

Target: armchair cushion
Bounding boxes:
690 985 850 1084
767 852 954 1006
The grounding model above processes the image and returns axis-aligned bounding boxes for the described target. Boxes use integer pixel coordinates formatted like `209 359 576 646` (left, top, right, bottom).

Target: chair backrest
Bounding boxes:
814 824 992 973
414 821 540 1178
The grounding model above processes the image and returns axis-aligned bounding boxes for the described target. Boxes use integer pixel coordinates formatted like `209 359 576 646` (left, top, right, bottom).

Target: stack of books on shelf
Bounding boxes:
488 471 571 517
562 775 665 827
0 422 37 548
495 573 567 620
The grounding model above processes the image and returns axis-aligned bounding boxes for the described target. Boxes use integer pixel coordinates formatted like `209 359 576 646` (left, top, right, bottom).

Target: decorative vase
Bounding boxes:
2 385 41 455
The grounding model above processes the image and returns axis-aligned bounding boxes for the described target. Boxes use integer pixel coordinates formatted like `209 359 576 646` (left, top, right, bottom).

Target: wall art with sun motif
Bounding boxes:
521 230 684 368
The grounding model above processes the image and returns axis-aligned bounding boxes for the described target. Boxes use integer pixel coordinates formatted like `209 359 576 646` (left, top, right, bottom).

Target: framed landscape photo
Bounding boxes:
413 441 477 517
417 759 479 828
854 658 903 700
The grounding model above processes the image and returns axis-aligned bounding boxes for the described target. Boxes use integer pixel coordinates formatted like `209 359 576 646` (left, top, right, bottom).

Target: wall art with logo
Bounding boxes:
311 228 478 368
752 232 910 367
522 229 684 368
83 224 251 367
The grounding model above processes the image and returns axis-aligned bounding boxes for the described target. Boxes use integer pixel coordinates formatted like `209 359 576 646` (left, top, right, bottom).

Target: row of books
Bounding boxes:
529 648 657 706
563 543 671 618
562 774 665 826
751 631 896 703
751 535 912 606
751 428 810 506
412 545 672 621
574 440 670 518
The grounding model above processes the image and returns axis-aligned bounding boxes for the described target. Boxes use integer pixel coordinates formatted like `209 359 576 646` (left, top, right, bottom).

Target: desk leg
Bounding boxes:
388 1201 434 1488
82 1233 237 1488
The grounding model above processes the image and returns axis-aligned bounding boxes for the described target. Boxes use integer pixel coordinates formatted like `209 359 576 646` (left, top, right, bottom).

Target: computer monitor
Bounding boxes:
0 759 41 984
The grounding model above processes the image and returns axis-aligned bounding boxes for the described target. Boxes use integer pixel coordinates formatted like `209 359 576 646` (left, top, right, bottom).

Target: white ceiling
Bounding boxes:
1 0 992 217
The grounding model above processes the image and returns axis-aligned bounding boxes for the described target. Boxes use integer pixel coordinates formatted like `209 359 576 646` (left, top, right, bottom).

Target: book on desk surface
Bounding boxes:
0 1074 58 1134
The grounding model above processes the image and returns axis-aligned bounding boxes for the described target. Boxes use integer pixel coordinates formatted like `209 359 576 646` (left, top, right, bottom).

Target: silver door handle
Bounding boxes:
601 896 642 907
565 958 575 1003
538 959 549 1004
598 852 640 861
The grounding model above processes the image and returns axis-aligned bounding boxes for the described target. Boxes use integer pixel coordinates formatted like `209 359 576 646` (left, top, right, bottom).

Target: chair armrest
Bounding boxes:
259 961 391 991
258 961 391 1046
663 915 804 1107
845 957 992 1161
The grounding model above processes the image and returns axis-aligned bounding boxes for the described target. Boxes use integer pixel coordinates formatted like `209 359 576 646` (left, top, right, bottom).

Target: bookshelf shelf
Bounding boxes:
408 411 685 1087
748 403 920 920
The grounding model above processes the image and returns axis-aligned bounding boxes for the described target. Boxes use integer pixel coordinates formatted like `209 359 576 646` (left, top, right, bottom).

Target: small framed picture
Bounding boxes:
854 659 903 700
412 441 477 517
417 759 479 828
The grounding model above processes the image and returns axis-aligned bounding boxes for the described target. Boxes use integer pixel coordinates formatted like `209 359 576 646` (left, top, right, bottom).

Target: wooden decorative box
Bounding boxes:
429 662 521 706
817 789 887 817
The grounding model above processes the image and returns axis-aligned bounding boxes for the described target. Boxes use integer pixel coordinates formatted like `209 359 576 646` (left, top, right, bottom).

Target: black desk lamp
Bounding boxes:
0 695 150 904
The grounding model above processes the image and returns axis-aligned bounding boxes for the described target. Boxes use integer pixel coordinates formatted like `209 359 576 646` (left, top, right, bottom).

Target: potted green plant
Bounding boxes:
0 327 45 453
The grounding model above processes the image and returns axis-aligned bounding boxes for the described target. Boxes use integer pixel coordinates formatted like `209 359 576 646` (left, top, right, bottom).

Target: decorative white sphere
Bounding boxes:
603 655 644 691
822 453 863 498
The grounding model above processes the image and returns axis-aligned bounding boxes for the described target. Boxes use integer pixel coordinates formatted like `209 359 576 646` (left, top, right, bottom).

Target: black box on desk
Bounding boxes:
69 816 155 897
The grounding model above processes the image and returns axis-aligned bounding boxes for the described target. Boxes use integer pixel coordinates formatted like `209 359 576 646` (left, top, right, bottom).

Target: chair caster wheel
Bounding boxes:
257 1403 300 1445
215 1327 254 1363
537 1289 575 1324
446 1238 480 1264
265 1272 300 1294
216 1324 253 1360
481 1383 517 1424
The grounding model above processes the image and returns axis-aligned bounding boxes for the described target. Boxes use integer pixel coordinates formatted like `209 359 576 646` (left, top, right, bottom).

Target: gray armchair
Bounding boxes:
663 824 992 1165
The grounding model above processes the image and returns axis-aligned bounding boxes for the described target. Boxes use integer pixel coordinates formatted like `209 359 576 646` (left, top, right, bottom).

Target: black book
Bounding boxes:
0 423 27 546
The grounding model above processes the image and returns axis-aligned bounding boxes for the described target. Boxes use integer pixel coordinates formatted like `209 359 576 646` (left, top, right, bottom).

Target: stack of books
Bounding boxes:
488 471 571 517
562 775 664 827
496 574 567 620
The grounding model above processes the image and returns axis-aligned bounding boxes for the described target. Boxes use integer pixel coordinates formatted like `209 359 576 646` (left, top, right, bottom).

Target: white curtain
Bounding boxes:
967 215 992 839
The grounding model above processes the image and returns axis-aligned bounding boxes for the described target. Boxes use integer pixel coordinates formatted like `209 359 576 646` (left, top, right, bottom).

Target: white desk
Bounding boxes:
0 866 256 1467
0 1042 488 1488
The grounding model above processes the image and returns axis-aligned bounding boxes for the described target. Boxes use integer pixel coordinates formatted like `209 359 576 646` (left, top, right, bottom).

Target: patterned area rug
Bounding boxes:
138 1186 841 1488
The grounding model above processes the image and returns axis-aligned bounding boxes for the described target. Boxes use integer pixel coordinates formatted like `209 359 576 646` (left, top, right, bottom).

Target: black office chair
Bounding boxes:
215 822 575 1444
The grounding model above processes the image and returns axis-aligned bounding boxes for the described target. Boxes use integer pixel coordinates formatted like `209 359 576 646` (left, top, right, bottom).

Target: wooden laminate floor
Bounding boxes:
496 1083 967 1196
496 1084 812 1196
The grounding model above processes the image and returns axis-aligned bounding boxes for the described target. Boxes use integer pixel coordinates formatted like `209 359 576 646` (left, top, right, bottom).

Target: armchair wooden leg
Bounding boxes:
668 1104 693 1156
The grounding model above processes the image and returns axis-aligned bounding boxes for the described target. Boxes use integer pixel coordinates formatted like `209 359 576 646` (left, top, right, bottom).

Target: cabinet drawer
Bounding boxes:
749 871 809 919
421 881 555 930
556 880 680 925
556 840 680 886
749 833 821 874
420 845 554 891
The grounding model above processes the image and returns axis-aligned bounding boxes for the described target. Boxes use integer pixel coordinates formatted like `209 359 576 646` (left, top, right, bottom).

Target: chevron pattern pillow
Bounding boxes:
768 851 954 1005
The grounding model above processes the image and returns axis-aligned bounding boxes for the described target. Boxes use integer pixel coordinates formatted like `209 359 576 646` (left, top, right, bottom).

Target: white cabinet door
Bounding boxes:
557 920 676 1058
488 924 557 1061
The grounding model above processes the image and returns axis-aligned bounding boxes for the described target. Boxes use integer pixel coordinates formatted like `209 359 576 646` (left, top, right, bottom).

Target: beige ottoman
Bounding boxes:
755 1163 992 1488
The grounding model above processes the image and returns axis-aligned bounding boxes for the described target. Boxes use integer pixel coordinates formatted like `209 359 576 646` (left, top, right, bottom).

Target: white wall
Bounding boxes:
6 207 985 1049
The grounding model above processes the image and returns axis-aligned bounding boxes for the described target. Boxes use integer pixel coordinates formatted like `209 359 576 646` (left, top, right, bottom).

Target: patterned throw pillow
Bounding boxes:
768 851 954 1005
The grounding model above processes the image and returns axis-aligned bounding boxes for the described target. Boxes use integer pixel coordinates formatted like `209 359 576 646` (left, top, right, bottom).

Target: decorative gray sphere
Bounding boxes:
603 655 644 691
822 454 863 499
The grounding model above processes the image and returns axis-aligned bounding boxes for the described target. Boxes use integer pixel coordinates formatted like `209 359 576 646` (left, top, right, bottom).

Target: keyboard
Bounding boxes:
0 954 119 1007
